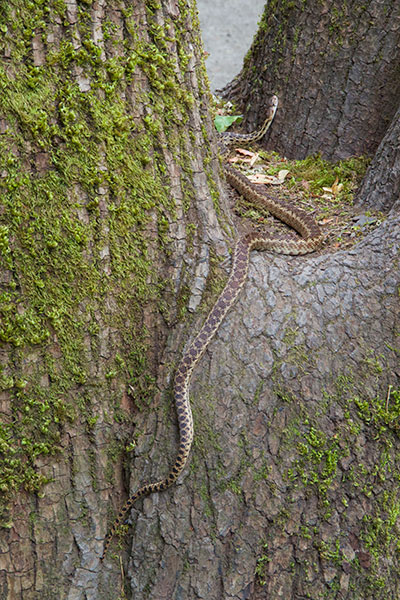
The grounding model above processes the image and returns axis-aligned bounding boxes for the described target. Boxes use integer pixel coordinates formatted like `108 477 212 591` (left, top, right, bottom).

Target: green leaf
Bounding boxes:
214 114 242 133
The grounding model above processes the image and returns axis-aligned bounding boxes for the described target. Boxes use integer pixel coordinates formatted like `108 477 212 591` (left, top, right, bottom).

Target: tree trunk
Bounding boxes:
356 104 400 213
222 0 400 162
0 1 227 597
174 215 400 600
1 1 400 600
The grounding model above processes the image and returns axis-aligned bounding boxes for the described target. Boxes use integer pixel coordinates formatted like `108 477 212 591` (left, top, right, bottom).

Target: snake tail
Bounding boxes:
101 94 323 560
100 441 190 560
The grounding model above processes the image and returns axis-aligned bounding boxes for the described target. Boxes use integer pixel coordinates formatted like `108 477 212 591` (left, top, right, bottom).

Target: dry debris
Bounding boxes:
226 146 383 254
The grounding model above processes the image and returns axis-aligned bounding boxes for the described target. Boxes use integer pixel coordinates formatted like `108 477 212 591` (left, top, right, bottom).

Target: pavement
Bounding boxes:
196 0 265 92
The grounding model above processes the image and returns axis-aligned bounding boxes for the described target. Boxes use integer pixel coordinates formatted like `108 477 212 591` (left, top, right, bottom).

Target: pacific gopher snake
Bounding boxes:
101 96 323 560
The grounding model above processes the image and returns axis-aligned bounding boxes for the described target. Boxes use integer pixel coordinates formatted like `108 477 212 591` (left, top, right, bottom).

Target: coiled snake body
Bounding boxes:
101 96 323 560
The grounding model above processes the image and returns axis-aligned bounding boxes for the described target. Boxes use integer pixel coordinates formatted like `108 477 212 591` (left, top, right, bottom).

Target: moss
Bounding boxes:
254 371 400 594
250 0 304 75
0 0 213 524
285 422 345 518
255 540 270 586
260 152 370 208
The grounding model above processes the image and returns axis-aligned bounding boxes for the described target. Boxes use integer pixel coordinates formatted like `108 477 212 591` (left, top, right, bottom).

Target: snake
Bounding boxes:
101 96 323 560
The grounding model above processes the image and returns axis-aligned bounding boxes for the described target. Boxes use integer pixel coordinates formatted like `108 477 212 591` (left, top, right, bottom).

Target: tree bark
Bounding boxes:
356 104 400 213
222 0 400 162
0 1 227 597
137 214 399 600
1 1 400 599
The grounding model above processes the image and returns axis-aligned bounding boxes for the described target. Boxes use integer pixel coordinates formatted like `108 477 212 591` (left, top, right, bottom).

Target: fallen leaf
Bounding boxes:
323 178 343 196
248 172 290 185
248 173 278 185
236 148 256 157
229 157 254 166
277 169 290 182
331 177 339 194
249 152 260 167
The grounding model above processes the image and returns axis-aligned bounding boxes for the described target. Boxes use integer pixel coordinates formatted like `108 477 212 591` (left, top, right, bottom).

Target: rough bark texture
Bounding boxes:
1 1 400 600
222 0 400 162
0 1 227 597
356 104 400 213
122 216 399 600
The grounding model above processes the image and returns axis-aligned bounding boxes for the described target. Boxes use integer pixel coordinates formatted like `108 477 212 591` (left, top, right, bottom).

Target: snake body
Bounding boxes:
101 96 323 560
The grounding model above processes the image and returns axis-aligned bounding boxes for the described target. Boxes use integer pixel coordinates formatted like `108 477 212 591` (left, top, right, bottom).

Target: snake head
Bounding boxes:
270 95 279 107
269 95 279 115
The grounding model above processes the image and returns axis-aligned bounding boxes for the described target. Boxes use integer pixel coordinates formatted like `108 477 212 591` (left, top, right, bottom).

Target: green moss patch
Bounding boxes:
0 0 211 523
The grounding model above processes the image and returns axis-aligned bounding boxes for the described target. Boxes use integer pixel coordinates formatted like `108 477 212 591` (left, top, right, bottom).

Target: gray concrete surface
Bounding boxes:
197 0 266 91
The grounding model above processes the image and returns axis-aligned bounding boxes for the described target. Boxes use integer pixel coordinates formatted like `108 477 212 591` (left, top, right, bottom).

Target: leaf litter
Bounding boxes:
225 145 383 254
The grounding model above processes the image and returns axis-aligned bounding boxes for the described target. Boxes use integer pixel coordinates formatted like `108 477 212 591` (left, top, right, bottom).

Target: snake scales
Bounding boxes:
101 96 323 560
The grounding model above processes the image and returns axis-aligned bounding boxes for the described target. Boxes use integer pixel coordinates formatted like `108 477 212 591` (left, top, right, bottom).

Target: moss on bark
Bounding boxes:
0 0 215 534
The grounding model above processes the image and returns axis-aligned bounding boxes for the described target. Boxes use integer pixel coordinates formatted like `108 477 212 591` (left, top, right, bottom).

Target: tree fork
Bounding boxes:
222 0 400 162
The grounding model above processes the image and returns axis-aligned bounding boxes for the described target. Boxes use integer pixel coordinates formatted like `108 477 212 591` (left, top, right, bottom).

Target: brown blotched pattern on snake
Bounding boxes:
101 96 323 560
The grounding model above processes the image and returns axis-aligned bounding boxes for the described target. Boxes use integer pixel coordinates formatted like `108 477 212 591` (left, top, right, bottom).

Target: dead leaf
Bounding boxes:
277 169 290 182
236 148 256 157
248 171 289 186
248 173 278 185
323 177 343 196
249 152 260 167
331 176 339 194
